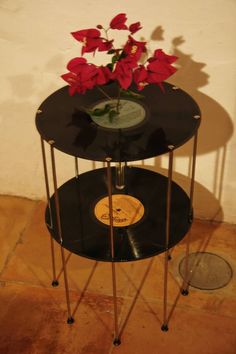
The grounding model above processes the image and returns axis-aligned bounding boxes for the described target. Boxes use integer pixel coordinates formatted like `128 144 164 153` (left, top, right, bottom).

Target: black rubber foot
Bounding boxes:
168 254 172 260
113 338 121 346
51 280 59 287
67 317 75 324
181 289 189 296
161 324 169 332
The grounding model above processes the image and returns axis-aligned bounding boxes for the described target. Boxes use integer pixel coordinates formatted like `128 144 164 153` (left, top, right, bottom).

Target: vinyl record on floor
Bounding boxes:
46 167 191 262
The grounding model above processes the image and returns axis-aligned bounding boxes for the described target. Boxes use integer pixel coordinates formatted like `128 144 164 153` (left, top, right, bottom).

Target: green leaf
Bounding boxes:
91 104 112 116
109 109 118 122
107 49 116 54
112 55 119 64
120 89 145 100
106 63 114 71
119 51 126 59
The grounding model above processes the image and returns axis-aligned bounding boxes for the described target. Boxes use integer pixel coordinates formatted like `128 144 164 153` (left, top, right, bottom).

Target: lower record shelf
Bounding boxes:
46 167 191 262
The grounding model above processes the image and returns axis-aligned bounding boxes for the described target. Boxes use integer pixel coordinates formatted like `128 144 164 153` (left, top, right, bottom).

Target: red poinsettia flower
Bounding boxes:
62 15 178 98
123 36 147 61
112 57 137 89
147 60 177 85
129 22 142 35
71 28 103 55
146 49 177 89
98 39 114 52
61 57 98 95
61 72 79 95
133 65 149 90
95 66 112 85
66 57 87 73
149 49 177 64
110 13 128 30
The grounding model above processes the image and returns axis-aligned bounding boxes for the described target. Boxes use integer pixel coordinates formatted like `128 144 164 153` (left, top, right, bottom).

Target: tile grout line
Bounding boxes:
108 260 156 353
107 263 137 354
0 200 40 280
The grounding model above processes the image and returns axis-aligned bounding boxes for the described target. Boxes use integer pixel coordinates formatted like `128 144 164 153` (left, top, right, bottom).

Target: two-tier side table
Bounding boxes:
35 82 201 345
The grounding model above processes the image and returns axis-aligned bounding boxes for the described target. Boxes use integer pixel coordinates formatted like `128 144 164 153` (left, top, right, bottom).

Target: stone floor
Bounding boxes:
0 195 235 354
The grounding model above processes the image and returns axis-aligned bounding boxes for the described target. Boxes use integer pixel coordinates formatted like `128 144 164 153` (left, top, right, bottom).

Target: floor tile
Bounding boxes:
0 282 120 354
0 195 36 273
0 200 60 286
110 299 236 354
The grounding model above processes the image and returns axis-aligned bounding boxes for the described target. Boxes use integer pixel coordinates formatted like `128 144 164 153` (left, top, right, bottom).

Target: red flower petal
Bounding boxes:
147 61 177 83
123 35 146 61
67 57 87 73
62 61 99 95
96 66 112 85
117 71 132 89
134 66 147 81
61 72 78 85
71 28 101 42
112 60 133 89
98 40 114 52
121 56 138 69
129 22 142 34
110 13 128 30
133 66 148 90
81 37 104 55
69 85 77 96
61 72 79 95
150 49 178 64
80 64 97 81
71 29 103 55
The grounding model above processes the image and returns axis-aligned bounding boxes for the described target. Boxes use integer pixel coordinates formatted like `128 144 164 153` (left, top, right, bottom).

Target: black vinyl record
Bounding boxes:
46 167 191 262
36 82 201 162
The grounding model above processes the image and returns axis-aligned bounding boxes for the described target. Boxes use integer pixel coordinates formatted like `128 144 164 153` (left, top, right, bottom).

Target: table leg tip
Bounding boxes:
67 317 74 324
113 338 121 346
181 289 189 296
161 324 169 332
51 280 59 287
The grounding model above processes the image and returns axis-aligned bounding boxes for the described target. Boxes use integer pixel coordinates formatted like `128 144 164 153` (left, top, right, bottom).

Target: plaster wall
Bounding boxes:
0 0 235 223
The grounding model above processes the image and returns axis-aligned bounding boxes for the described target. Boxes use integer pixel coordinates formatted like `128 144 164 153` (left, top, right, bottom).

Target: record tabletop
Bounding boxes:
36 82 201 162
46 167 191 262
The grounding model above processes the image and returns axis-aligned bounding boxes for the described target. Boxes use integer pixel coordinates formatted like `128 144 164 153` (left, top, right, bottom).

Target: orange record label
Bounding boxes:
94 194 145 227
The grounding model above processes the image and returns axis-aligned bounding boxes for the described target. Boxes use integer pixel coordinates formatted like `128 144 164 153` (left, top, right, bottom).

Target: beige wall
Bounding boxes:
0 0 236 223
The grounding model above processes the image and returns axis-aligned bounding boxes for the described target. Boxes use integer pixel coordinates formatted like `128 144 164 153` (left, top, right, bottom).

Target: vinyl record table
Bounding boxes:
35 82 201 345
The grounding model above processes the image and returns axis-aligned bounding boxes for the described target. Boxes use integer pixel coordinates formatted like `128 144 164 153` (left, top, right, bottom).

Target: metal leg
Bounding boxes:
189 132 198 213
161 148 173 331
50 143 74 324
182 132 198 296
75 157 79 178
40 138 58 287
106 158 121 346
60 247 74 324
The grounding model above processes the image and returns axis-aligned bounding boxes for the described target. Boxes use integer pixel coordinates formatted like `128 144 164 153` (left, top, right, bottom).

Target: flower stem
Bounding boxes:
116 86 121 114
104 28 109 40
96 85 113 100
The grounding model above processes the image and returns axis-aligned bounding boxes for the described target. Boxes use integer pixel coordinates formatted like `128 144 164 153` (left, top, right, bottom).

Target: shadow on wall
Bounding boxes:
145 28 234 155
143 27 234 222
169 35 233 156
142 165 223 225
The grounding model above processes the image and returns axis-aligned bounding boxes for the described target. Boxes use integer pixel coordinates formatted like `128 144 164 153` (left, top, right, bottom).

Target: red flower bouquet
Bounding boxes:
61 13 177 121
